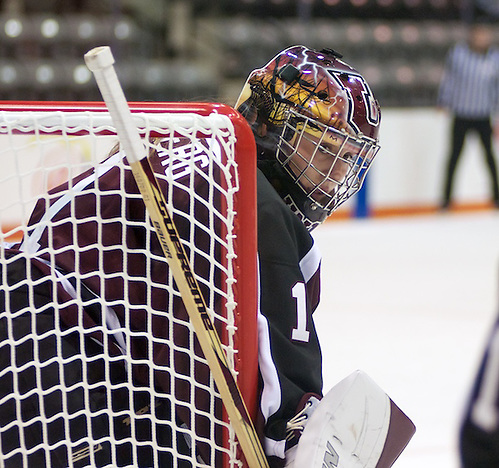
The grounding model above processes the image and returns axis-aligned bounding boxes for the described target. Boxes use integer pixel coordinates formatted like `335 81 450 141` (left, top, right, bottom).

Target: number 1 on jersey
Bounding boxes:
291 282 310 342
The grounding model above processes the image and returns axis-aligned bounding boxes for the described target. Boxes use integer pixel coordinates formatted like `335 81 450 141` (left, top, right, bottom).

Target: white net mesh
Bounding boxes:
0 105 256 468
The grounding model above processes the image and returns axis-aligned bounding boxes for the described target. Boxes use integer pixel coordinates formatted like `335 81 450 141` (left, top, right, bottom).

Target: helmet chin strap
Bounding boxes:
282 194 327 232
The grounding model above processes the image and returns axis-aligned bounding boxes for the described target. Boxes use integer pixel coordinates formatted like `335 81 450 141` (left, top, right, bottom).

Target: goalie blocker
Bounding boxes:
286 371 415 468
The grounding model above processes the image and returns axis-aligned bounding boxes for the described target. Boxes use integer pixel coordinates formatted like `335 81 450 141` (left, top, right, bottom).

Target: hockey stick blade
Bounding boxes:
84 46 268 468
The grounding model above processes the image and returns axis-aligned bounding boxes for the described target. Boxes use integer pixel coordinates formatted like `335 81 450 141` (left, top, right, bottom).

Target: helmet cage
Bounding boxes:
276 107 380 214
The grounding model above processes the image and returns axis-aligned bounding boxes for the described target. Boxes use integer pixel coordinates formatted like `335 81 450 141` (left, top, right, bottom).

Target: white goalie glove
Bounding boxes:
284 370 415 468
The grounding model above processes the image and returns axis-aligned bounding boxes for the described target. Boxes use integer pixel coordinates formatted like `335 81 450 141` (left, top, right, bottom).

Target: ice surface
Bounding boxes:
313 211 499 468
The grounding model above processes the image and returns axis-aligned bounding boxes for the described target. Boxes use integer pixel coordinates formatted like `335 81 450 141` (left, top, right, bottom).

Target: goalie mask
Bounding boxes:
236 45 381 230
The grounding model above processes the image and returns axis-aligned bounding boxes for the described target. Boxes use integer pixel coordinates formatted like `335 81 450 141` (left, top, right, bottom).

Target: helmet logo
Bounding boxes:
327 70 380 135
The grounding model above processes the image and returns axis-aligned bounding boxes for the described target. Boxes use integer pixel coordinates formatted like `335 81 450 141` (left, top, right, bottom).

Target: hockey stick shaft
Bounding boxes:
84 46 268 468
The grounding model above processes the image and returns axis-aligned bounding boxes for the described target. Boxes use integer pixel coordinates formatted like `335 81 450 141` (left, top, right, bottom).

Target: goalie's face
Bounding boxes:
277 111 379 212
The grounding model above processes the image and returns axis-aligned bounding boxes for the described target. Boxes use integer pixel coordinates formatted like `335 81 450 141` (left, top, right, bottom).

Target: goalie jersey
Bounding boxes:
1 139 323 465
256 169 323 463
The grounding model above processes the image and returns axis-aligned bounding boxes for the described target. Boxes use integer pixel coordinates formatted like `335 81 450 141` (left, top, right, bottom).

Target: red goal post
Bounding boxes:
0 101 259 467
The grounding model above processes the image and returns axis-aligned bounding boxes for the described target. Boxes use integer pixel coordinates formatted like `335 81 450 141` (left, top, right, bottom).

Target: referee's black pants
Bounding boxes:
0 257 192 467
443 116 499 207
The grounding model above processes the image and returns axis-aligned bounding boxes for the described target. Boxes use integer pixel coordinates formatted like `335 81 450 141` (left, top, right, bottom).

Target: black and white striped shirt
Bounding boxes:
438 42 499 119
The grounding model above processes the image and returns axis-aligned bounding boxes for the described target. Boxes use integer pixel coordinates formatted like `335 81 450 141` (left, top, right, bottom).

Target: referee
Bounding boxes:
438 22 499 209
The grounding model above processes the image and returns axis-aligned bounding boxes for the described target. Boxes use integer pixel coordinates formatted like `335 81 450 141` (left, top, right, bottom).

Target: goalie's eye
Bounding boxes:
342 152 355 163
318 143 334 155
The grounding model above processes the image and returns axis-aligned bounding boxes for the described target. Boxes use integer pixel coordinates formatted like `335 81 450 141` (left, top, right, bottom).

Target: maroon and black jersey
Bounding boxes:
16 146 217 383
4 143 223 457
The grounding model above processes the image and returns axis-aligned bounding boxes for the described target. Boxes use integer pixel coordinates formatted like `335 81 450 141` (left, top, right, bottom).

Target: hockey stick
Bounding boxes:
84 46 268 468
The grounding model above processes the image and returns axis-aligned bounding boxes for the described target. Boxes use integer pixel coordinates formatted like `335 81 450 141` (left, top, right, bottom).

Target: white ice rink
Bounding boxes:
312 210 499 468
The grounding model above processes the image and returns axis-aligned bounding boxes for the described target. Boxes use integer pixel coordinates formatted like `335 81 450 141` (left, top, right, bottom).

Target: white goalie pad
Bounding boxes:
292 370 415 468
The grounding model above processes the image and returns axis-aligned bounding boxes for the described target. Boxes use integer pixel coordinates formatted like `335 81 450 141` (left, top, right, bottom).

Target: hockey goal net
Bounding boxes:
0 101 258 467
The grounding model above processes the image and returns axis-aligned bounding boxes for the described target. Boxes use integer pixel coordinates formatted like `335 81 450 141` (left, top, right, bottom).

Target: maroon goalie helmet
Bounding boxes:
236 45 381 230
